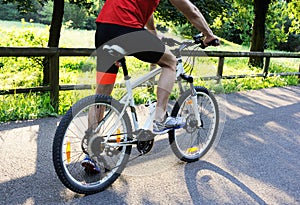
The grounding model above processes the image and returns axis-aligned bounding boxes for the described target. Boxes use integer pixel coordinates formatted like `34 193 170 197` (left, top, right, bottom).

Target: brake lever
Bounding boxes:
193 33 204 44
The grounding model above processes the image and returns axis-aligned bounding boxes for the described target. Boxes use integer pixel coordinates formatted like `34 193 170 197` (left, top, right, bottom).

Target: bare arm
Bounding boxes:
145 14 157 35
169 0 218 44
145 14 158 69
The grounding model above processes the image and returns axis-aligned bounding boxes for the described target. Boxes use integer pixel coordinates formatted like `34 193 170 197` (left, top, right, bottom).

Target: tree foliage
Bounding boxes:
1 0 299 53
211 0 299 52
287 0 300 34
1 0 44 13
156 0 230 26
212 0 254 45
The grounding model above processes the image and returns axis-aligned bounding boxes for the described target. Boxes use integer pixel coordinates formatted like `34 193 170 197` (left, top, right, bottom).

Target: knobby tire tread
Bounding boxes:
52 94 132 195
168 86 219 162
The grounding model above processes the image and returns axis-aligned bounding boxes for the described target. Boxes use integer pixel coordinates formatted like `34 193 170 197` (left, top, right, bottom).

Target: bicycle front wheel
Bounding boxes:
52 94 132 195
169 86 219 162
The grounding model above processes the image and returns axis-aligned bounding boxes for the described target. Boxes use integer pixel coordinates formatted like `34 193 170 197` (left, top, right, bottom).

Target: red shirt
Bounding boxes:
96 0 160 28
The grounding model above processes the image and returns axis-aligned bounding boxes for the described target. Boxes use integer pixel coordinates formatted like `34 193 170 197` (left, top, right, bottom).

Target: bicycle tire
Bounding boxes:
52 94 132 195
169 86 219 162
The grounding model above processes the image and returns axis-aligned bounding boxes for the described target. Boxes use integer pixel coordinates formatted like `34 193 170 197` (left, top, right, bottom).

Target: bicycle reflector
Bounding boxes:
116 129 121 143
187 147 199 154
66 141 71 163
186 99 193 105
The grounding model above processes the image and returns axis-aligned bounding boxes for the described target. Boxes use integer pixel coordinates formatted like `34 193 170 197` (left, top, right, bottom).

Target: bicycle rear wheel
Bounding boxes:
52 94 132 194
169 86 219 162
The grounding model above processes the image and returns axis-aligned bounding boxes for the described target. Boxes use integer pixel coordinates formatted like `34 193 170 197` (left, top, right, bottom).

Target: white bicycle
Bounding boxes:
52 34 220 194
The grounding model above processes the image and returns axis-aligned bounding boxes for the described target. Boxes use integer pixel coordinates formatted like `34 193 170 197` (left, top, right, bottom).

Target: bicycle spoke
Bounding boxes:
53 95 132 194
169 87 219 162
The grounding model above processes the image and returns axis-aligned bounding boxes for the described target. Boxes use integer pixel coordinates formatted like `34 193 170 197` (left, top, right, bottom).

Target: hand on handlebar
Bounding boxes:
203 35 220 47
161 33 220 49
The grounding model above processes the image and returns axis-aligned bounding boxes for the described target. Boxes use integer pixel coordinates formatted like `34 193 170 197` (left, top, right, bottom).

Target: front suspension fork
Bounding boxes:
190 84 202 127
178 74 202 127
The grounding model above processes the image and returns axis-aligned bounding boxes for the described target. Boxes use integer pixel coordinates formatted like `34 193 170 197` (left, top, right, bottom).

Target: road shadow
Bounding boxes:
0 117 129 204
184 161 267 205
209 86 300 204
1 86 299 204
0 116 182 204
183 86 300 205
220 87 300 185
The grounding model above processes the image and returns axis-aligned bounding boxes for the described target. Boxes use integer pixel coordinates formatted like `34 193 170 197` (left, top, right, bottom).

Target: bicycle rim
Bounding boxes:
169 87 219 162
53 95 132 194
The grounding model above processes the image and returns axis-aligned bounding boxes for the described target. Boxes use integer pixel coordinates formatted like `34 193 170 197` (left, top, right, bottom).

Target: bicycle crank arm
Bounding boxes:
105 139 137 147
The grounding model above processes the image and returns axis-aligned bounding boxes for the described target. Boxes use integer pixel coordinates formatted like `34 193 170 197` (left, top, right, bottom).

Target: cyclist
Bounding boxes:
82 0 220 173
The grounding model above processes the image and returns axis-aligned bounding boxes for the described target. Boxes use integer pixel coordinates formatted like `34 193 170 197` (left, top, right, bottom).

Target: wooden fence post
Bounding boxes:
217 57 225 83
263 57 271 78
42 57 50 86
298 64 300 82
49 49 59 112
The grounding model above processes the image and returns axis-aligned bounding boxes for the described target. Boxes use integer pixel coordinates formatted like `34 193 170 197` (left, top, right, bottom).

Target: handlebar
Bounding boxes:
161 33 220 49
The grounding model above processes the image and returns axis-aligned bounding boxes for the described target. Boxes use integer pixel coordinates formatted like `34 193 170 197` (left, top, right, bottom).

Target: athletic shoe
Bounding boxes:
153 116 185 134
81 156 101 174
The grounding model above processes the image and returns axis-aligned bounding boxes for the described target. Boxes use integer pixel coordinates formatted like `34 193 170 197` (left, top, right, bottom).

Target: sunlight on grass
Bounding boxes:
0 20 299 122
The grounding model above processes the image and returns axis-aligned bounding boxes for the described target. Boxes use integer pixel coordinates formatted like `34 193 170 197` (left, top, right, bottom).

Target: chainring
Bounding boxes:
135 129 155 154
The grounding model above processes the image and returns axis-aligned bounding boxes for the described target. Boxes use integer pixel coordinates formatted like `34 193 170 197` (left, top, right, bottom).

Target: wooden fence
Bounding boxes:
0 47 299 111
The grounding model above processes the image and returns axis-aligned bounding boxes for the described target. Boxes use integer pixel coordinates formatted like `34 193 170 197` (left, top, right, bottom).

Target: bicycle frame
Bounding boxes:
53 34 220 195
95 42 202 143
120 67 162 131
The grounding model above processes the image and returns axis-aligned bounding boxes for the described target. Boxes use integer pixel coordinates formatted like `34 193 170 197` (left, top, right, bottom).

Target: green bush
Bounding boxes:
0 0 98 30
0 24 47 91
0 21 299 122
211 1 300 51
0 93 57 122
0 2 23 21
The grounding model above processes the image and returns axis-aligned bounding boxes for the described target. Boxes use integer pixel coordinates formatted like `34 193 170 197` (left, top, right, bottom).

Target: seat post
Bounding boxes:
119 58 129 78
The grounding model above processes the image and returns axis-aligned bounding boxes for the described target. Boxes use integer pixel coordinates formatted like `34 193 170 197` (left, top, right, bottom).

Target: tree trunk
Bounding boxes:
43 0 64 85
249 0 270 68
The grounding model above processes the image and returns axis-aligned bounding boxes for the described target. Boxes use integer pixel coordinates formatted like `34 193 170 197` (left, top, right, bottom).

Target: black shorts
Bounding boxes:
95 23 165 75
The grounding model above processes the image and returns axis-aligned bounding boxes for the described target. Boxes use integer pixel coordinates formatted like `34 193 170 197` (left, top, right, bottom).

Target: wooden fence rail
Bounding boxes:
0 47 299 111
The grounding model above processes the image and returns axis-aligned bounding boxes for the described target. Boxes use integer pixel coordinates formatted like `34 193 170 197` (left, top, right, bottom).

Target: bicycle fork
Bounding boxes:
176 57 202 127
177 75 202 128
190 85 202 127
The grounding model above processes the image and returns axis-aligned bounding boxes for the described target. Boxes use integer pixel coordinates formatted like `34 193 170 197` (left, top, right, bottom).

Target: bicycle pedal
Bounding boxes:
152 128 171 135
135 129 155 141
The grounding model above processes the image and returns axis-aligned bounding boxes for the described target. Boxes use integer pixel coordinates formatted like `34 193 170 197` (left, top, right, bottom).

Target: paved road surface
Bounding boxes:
0 86 299 205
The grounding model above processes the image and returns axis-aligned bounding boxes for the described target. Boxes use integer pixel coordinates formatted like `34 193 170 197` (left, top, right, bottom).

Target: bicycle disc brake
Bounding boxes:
185 114 199 133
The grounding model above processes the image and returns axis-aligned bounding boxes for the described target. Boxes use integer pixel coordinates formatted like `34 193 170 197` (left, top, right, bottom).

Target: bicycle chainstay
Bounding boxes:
93 129 156 171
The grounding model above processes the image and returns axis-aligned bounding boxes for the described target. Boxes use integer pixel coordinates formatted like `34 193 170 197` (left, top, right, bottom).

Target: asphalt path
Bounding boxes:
0 86 299 205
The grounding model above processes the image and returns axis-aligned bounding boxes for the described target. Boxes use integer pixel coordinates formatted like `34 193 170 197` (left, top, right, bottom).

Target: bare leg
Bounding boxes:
155 49 177 122
95 84 114 96
88 84 114 129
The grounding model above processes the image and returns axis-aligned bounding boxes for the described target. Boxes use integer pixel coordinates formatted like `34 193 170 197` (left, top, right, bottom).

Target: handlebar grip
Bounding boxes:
199 38 220 49
207 39 220 47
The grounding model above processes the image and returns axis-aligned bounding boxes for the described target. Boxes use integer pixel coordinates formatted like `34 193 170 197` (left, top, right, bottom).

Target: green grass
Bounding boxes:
0 19 299 122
